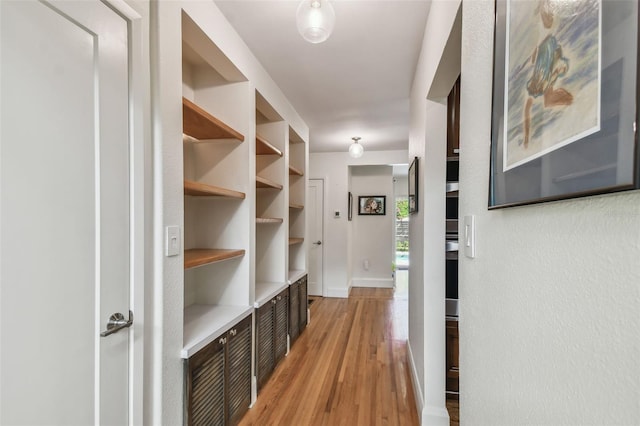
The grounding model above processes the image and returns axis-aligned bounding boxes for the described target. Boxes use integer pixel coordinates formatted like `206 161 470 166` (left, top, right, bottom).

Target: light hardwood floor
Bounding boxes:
238 287 420 426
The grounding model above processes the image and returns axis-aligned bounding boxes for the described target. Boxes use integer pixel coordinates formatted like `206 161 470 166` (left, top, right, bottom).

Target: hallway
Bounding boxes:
238 287 419 425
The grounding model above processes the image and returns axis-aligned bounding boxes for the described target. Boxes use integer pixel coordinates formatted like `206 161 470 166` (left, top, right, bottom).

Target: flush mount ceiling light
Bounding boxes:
349 137 364 158
296 0 335 44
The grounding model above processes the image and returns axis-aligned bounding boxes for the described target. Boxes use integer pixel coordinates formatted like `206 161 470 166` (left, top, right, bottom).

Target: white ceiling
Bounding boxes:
215 0 431 153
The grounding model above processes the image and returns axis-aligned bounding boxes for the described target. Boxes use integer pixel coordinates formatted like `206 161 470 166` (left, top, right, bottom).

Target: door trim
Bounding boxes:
103 1 147 425
308 178 325 297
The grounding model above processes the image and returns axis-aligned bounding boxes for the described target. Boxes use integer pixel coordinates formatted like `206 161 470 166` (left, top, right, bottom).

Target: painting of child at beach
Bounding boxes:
504 0 601 171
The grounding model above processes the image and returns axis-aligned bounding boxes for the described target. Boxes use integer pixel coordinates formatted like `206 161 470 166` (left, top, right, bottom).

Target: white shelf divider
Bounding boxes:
182 304 253 358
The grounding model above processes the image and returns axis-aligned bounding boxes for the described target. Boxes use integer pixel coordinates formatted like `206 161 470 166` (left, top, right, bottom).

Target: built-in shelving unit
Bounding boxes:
181 12 253 374
168 9 309 423
446 76 460 402
288 126 307 277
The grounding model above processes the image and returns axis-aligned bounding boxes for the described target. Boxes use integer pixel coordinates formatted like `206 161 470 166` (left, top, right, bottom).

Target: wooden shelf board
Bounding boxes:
254 281 288 308
184 248 245 269
184 179 245 199
256 175 283 190
289 202 304 210
289 237 304 246
256 135 283 156
256 217 284 224
288 165 304 176
182 304 253 358
182 97 245 142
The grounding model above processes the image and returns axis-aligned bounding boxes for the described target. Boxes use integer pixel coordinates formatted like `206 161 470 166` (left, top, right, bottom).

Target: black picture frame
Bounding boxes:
408 157 419 213
348 191 353 221
489 0 640 208
358 196 386 215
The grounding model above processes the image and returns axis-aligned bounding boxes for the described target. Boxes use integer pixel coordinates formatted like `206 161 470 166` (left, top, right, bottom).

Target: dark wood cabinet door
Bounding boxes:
186 337 226 426
256 301 275 391
274 290 289 363
299 276 308 332
446 319 459 393
289 282 300 344
447 76 461 158
227 315 252 426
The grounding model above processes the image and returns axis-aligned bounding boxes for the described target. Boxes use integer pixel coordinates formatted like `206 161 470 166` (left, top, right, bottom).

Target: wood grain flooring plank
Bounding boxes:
238 289 420 426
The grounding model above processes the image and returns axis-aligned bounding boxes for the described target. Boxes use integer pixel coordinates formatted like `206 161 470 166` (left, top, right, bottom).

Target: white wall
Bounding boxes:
309 150 407 297
395 175 409 198
407 1 461 424
459 1 640 424
350 166 395 288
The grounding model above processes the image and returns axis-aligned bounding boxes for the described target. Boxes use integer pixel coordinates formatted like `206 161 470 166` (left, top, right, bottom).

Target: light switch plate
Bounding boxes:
166 226 180 257
463 215 476 259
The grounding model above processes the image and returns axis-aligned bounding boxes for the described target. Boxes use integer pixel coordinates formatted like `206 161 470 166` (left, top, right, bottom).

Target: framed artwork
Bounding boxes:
490 0 640 208
358 196 386 216
348 191 353 221
408 156 419 213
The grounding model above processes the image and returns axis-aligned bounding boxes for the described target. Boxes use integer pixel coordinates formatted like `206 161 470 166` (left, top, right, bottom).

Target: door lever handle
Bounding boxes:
100 310 133 337
313 241 322 245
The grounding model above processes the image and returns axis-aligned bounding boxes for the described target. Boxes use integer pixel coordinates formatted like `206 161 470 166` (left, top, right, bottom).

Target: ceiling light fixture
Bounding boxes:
296 0 335 44
349 137 364 158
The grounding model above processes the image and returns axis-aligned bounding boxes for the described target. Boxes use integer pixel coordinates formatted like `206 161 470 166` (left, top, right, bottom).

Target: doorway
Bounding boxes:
0 1 145 423
308 179 324 296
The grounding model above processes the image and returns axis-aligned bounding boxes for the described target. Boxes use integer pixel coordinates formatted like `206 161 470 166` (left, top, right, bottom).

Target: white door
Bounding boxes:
308 179 324 296
1 1 133 424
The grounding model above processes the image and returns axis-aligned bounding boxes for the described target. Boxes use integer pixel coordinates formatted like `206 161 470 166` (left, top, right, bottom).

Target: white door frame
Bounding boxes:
308 178 325 297
103 1 147 424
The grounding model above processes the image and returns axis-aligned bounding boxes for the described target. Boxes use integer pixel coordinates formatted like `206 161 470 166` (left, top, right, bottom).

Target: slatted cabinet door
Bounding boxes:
289 281 300 344
274 291 288 362
185 315 252 426
256 300 275 391
186 337 226 426
227 315 252 425
299 276 308 332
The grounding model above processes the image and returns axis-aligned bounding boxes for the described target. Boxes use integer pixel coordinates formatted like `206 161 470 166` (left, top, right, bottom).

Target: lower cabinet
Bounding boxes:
446 319 459 396
185 315 252 426
255 288 288 391
289 275 308 346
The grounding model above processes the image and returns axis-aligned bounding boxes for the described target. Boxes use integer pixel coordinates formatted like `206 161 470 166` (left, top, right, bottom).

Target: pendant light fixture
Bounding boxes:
349 137 364 158
296 0 335 44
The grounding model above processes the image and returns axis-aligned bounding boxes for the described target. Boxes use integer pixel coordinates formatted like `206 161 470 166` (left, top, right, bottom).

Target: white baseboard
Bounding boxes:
351 277 394 288
407 340 450 425
422 405 450 426
407 341 424 420
326 286 349 298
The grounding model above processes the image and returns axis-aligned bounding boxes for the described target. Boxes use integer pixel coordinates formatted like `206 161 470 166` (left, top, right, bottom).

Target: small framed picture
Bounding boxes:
358 195 386 216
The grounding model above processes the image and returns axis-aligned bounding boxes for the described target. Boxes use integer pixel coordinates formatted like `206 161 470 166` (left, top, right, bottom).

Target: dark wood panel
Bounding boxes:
289 281 300 345
227 316 252 426
447 76 461 158
256 301 275 391
446 319 459 393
